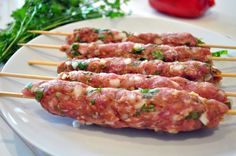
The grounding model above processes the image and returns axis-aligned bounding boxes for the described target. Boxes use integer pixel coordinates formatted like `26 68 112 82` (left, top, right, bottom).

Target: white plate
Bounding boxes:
1 17 236 156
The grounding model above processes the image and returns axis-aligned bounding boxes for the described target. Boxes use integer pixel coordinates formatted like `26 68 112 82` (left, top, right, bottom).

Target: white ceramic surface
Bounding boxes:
1 17 236 156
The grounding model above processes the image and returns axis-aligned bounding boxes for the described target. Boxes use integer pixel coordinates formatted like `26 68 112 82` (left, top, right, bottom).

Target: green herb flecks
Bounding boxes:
90 99 96 105
133 44 145 54
152 51 165 60
134 103 156 116
25 82 33 90
95 88 102 92
71 43 80 56
0 0 130 63
140 88 160 99
98 34 106 40
87 88 102 95
185 111 201 120
225 101 232 109
77 61 88 70
141 103 156 112
140 88 160 94
35 88 44 101
75 36 80 42
196 38 205 45
55 92 62 98
212 50 228 57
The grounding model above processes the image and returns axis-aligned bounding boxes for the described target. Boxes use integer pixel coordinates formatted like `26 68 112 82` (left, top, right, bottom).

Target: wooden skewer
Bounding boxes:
28 60 58 66
18 43 236 61
28 30 236 50
0 91 34 99
28 30 71 36
225 92 236 97
27 60 236 78
220 73 236 77
0 72 54 80
199 44 236 49
2 91 236 115
18 43 61 49
209 57 236 61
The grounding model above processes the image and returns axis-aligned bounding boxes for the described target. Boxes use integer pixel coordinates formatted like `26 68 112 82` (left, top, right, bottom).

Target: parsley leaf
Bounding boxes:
152 51 165 60
35 88 44 101
185 111 201 120
196 38 205 45
0 0 130 63
212 50 228 57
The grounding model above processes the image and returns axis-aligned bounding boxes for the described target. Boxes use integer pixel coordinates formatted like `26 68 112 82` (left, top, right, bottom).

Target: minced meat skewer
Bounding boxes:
58 71 228 104
22 80 228 134
57 58 221 83
66 27 199 46
60 42 211 63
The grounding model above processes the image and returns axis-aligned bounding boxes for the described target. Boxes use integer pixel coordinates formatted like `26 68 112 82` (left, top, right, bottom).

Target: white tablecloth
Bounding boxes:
0 0 236 155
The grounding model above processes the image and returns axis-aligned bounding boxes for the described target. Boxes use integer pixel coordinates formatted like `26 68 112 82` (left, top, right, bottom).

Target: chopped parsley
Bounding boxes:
35 88 44 101
75 36 80 42
98 34 106 40
212 50 228 57
72 43 79 51
141 103 156 112
185 111 201 120
225 101 231 109
197 38 205 45
87 88 102 95
71 43 81 56
134 103 156 116
140 88 160 94
140 88 160 99
95 88 102 92
94 28 100 33
152 51 165 60
77 61 88 70
90 99 96 105
133 44 145 54
55 92 61 98
25 82 33 90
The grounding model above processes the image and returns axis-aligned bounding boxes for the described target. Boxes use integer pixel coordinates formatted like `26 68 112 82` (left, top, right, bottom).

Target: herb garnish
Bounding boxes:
0 0 130 63
225 101 231 109
196 38 205 45
185 111 201 120
133 44 145 54
140 88 160 99
25 82 33 90
152 51 165 60
134 103 156 116
212 50 228 57
77 61 88 70
140 88 160 94
35 88 44 101
71 43 80 56
90 99 96 105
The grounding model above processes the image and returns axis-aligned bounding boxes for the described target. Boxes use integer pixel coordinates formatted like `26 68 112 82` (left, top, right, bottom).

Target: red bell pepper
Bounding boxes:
149 0 215 18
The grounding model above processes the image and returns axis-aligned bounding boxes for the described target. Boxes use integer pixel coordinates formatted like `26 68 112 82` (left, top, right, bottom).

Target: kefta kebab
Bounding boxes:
28 58 222 83
0 79 231 134
29 27 236 49
20 42 235 63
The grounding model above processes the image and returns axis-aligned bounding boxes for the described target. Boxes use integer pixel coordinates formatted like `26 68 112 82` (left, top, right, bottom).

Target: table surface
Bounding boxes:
0 0 236 155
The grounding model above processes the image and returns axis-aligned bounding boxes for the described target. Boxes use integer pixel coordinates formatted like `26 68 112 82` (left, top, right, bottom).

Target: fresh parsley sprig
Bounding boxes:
0 0 130 63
